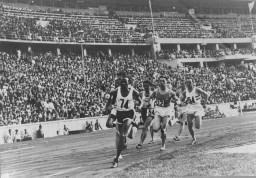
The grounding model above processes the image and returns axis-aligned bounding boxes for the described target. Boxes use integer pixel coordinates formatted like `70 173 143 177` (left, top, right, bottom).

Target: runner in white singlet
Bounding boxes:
136 80 155 149
110 76 142 168
181 78 210 145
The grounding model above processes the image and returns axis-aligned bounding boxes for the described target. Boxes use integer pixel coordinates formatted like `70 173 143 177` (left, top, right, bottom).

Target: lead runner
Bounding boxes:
110 75 142 168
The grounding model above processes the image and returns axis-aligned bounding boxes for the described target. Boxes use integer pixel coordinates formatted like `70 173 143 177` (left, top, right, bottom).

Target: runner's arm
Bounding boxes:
145 90 157 109
196 88 210 102
133 89 143 109
169 90 180 104
180 90 187 106
104 89 118 114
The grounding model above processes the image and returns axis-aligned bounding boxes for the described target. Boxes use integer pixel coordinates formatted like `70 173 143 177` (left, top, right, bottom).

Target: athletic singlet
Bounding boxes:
185 87 201 104
141 90 152 108
116 87 135 111
154 88 173 107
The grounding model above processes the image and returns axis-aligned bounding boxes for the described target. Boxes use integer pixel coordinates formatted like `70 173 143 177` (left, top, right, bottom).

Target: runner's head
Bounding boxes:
115 71 127 88
186 78 194 90
158 75 167 88
120 77 129 90
143 80 151 91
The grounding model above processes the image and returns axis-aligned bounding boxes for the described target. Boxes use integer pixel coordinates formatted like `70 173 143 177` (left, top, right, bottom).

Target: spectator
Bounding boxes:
37 124 44 138
244 103 248 110
94 119 102 131
85 121 93 132
63 125 69 135
22 129 32 141
14 129 21 142
5 129 14 143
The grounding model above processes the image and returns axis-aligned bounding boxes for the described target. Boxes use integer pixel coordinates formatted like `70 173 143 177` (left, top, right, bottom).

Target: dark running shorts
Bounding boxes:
116 110 135 124
141 108 154 123
141 108 148 123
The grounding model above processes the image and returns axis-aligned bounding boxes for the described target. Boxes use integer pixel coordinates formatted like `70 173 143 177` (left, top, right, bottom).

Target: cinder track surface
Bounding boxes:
1 113 256 178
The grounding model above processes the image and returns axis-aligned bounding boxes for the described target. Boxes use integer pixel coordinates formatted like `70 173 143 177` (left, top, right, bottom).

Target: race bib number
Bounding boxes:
120 99 129 109
185 96 196 104
154 99 170 107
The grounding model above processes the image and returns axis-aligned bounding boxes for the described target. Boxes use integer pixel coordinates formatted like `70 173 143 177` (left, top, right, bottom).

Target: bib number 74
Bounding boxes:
120 99 129 109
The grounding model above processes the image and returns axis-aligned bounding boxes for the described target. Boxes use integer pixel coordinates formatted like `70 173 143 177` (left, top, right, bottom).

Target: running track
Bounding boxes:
0 113 256 178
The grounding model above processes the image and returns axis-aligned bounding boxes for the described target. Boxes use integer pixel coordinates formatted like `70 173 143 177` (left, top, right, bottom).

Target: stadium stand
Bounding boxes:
0 0 256 129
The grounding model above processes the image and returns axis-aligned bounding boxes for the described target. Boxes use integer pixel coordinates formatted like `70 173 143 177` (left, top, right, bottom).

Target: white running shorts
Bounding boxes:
180 104 205 117
154 106 174 118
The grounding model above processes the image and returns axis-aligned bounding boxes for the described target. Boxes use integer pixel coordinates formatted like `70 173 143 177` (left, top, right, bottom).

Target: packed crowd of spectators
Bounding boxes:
0 5 256 44
198 16 251 38
0 48 256 126
0 5 145 43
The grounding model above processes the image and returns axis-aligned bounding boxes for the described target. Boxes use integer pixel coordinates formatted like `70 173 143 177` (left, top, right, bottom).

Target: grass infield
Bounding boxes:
108 128 256 177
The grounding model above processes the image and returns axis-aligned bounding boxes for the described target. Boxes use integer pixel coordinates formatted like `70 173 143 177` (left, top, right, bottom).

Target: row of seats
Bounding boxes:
1 5 256 44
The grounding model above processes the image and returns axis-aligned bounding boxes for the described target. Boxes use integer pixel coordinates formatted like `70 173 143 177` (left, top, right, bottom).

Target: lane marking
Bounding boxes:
0 146 33 154
48 167 82 177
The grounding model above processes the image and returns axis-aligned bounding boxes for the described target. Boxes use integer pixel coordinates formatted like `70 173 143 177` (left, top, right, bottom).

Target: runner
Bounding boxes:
148 76 178 151
111 75 142 168
136 80 155 149
105 71 126 128
173 81 187 141
104 71 127 159
181 78 210 145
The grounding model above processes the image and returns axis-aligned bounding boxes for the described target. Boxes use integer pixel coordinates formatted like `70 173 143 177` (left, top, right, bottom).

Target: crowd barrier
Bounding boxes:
242 108 256 112
203 100 256 120
203 103 238 120
0 116 108 145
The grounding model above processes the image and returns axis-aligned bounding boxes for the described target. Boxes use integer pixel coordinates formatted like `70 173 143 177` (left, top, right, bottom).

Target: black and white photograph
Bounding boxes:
0 0 256 177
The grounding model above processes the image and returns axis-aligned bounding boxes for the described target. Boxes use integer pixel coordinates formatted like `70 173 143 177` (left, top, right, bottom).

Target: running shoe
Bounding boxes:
160 146 166 151
136 144 142 149
173 136 180 141
111 158 118 168
190 140 196 145
114 154 123 160
148 140 155 144
168 118 178 126
119 154 123 160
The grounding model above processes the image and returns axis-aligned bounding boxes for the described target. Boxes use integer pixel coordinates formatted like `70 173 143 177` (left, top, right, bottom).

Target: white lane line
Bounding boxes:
0 146 33 154
48 167 82 177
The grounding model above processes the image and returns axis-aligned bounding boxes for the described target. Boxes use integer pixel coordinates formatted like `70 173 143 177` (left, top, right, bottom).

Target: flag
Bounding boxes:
248 1 255 13
149 0 152 13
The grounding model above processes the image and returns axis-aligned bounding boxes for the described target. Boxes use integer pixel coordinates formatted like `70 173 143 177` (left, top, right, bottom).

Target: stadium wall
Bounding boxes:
0 116 108 145
158 38 252 44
